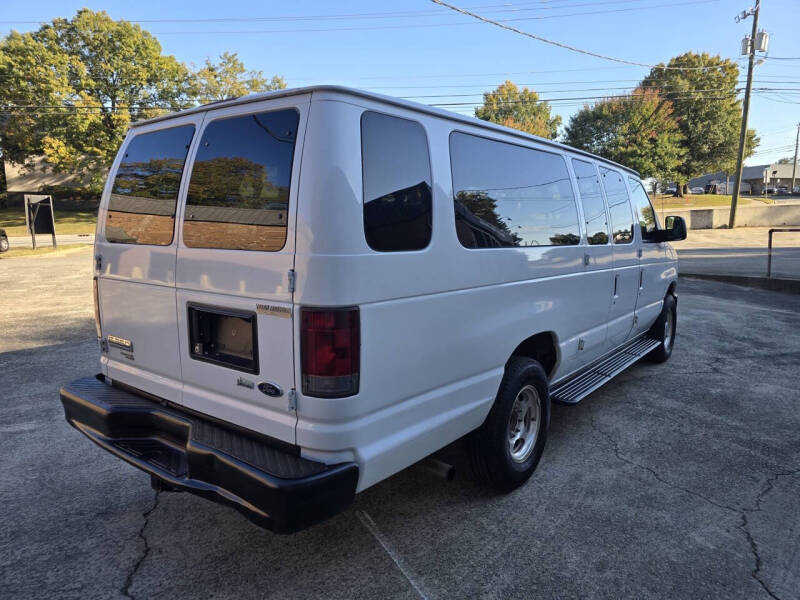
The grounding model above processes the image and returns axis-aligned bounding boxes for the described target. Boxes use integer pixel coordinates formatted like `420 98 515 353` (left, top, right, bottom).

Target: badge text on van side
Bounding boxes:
256 304 291 319
107 335 133 351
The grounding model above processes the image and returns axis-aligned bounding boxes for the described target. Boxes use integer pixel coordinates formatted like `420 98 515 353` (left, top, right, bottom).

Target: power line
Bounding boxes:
6 88 791 117
0 0 719 26
431 0 732 69
0 1 723 35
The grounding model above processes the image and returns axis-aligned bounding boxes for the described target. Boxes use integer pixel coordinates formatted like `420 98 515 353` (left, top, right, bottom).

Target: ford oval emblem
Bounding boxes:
258 382 283 397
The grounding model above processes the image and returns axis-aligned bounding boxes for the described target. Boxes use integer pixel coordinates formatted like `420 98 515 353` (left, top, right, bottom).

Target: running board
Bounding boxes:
550 336 661 405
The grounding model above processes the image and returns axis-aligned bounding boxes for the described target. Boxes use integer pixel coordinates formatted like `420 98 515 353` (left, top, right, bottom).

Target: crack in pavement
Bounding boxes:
740 468 800 600
122 490 160 600
589 414 799 600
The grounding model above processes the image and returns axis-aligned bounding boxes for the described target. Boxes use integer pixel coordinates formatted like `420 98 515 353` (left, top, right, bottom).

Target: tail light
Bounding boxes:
92 277 102 338
301 307 360 398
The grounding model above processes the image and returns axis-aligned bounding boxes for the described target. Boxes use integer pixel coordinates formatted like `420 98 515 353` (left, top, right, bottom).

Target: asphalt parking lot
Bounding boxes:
1 246 799 600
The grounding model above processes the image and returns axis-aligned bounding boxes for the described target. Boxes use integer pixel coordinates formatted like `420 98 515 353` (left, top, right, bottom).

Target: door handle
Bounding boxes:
637 247 643 258
584 253 590 266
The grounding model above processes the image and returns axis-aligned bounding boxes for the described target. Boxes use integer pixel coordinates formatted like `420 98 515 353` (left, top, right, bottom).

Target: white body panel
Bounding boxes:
94 86 678 494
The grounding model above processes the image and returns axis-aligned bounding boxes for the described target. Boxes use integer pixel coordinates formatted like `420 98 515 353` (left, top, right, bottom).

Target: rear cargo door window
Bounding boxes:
599 167 634 244
106 125 195 245
183 108 299 251
361 111 432 252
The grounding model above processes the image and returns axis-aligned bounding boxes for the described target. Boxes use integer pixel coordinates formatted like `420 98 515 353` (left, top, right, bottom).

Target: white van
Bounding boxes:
61 86 687 533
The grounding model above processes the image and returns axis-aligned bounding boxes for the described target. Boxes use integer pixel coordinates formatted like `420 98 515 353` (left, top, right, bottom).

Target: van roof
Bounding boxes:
132 85 639 177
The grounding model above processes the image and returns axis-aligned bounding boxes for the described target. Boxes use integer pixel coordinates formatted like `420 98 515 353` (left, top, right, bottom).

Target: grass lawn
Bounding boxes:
652 194 770 212
0 208 97 236
0 244 92 259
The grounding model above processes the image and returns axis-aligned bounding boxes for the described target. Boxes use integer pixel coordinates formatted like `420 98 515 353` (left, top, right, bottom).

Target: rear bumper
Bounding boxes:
60 375 358 534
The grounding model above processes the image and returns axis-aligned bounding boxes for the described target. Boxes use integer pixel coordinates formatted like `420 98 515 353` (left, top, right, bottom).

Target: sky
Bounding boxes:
3 0 799 167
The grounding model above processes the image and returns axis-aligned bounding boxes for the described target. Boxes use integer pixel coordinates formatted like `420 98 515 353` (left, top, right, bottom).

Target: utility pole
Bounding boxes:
792 122 799 194
729 1 763 229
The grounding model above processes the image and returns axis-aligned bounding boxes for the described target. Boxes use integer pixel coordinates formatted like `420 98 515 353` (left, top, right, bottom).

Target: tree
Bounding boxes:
475 80 561 139
191 52 286 105
0 9 193 190
563 88 685 183
641 52 758 196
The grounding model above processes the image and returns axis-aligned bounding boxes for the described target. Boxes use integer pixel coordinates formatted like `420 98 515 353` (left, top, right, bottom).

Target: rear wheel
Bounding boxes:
646 294 677 363
468 357 549 491
0 236 9 253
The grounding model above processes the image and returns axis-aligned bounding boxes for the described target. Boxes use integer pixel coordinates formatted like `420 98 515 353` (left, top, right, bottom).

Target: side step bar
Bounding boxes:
551 336 661 405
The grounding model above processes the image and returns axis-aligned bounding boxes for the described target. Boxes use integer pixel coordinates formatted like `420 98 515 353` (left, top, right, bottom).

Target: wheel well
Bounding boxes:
667 281 677 299
510 332 557 379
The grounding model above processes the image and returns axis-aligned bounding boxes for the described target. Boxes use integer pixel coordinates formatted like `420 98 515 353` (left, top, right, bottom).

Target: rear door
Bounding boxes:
599 167 638 349
175 95 309 444
96 115 200 402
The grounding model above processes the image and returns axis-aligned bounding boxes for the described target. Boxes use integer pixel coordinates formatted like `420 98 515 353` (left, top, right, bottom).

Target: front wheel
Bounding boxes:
0 236 9 253
646 294 677 363
467 357 550 491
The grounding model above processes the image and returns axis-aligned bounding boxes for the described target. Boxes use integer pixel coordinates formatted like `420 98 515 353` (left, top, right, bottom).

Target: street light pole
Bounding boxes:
729 1 760 229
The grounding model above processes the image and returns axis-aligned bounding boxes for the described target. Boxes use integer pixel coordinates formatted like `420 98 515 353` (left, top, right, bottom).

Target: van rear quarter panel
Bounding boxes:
295 94 603 490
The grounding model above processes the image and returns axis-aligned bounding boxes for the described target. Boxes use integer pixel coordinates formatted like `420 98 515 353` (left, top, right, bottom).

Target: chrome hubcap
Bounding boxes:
664 309 674 349
507 385 541 463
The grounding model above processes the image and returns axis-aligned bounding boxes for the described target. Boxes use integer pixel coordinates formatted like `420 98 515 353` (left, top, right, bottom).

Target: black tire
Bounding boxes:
0 236 8 253
467 356 550 491
646 294 677 363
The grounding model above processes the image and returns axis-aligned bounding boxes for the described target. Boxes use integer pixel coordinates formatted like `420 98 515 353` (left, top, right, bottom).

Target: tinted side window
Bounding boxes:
107 125 195 245
361 112 432 252
184 109 299 252
628 178 660 240
599 167 633 244
571 159 608 245
450 132 579 248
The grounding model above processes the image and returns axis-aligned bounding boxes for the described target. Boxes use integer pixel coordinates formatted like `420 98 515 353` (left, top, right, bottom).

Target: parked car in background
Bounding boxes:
0 229 9 253
665 186 677 194
59 86 688 534
777 186 789 194
690 187 704 194
766 187 776 194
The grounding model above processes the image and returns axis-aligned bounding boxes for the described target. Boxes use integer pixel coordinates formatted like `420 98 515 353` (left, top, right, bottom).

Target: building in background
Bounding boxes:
688 163 800 195
2 156 103 209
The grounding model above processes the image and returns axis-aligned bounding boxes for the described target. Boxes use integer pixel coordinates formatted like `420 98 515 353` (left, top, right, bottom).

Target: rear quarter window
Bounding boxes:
361 111 432 252
106 125 195 245
183 108 299 252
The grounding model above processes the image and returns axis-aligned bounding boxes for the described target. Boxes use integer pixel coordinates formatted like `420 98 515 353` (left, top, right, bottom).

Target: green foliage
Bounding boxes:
475 81 561 139
0 9 194 191
187 156 285 208
191 52 286 105
641 52 758 188
456 190 521 245
563 88 685 182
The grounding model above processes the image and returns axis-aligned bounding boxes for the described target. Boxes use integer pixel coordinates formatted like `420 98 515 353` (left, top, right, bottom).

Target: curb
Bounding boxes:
679 272 800 294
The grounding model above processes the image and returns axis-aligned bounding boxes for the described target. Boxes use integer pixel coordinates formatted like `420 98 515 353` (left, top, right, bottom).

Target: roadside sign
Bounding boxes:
24 195 57 249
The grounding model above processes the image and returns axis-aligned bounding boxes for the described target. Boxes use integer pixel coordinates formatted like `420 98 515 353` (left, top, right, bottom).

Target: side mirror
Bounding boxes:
651 216 687 242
